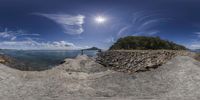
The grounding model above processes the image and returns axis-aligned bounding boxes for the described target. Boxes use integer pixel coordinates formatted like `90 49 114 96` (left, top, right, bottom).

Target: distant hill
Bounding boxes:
83 47 101 51
110 36 187 50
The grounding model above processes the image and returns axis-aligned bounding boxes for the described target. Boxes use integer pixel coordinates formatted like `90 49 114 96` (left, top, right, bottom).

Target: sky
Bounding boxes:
0 0 200 50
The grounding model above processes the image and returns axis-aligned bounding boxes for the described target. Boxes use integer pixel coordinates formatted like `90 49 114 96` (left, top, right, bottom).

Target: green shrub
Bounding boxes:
109 36 187 50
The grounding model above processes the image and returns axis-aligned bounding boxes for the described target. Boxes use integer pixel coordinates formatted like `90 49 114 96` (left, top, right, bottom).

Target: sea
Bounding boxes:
0 49 98 70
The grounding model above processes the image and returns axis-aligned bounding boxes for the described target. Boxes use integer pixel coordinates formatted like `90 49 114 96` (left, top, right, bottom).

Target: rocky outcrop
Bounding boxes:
194 53 200 61
96 50 196 73
0 54 12 64
0 54 36 71
0 55 200 100
0 55 200 99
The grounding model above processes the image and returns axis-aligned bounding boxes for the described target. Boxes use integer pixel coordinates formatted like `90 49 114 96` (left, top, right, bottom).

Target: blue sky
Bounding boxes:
0 0 200 50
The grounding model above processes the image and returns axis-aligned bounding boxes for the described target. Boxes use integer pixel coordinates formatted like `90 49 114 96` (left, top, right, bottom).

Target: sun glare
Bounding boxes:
95 16 106 24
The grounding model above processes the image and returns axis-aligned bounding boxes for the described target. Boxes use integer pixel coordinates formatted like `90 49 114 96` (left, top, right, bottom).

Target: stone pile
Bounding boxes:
96 50 195 73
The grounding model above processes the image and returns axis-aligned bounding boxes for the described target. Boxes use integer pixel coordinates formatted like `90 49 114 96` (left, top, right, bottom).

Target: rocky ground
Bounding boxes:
0 54 47 71
0 54 200 100
97 50 196 73
194 53 200 61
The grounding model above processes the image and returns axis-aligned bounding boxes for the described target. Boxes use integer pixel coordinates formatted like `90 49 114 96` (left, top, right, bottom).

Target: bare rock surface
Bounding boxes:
97 50 196 73
0 55 200 100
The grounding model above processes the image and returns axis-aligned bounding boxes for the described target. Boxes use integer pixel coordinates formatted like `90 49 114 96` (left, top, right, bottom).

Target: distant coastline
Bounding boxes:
0 49 98 71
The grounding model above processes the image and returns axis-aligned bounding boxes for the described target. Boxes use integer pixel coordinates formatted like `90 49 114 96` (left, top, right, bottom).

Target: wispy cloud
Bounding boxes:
187 32 200 49
0 28 14 40
0 27 85 50
52 41 75 47
187 40 200 49
0 39 82 50
104 37 115 43
146 30 160 35
117 25 132 36
194 32 200 38
0 28 40 41
117 11 171 37
34 13 85 35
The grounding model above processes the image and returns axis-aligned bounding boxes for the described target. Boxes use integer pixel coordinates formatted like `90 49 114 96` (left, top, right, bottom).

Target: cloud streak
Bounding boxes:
117 11 172 37
0 27 85 50
34 13 85 35
187 32 200 49
187 40 200 49
104 37 115 43
0 40 82 50
0 28 40 41
195 32 200 38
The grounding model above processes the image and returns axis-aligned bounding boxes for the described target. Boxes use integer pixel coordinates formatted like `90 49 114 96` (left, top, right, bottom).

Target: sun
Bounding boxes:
95 16 106 24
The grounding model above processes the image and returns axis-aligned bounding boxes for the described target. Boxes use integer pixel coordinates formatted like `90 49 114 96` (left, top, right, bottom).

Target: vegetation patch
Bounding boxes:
110 36 187 50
